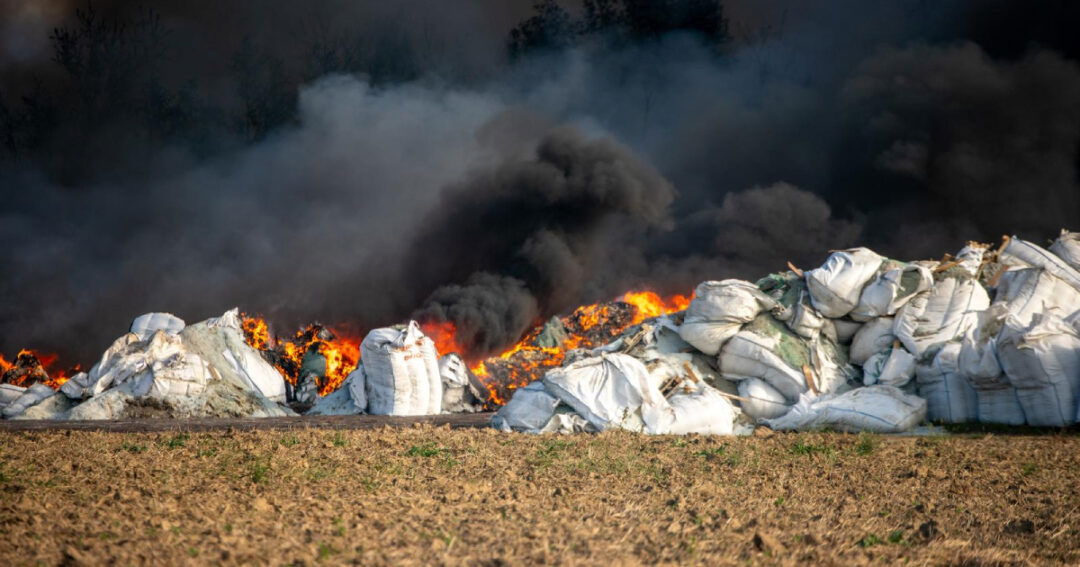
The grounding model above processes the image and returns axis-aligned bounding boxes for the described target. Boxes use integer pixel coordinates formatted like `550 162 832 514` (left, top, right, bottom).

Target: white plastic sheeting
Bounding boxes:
491 382 565 433
129 312 186 341
2 384 57 419
678 280 778 355
361 321 442 416
805 248 884 318
765 385 927 433
915 342 977 423
996 314 1080 427
184 308 287 404
643 383 737 435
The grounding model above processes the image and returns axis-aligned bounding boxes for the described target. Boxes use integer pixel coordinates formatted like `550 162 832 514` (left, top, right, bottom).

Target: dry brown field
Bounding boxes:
1 426 1078 566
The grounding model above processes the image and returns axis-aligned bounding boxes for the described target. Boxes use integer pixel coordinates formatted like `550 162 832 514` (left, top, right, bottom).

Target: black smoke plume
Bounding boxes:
2 0 1080 366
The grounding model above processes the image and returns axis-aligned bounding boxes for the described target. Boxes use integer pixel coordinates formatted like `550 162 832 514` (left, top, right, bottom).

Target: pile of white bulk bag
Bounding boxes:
542 353 663 432
361 321 442 416
850 261 932 322
893 275 990 361
736 377 790 421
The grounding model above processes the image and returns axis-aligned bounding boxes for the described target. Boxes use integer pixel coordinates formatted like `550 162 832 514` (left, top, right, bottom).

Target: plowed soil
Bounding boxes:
1 428 1077 566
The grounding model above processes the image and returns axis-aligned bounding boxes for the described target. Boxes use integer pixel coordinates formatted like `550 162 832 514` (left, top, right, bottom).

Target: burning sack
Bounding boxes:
805 248 885 318
765 385 927 433
307 366 367 416
48 309 292 420
361 321 442 416
678 280 778 355
438 354 486 413
995 313 1080 427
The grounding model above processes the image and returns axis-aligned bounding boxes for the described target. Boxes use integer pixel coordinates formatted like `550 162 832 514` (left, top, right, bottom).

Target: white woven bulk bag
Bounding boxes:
678 280 778 355
129 312 186 341
862 346 916 388
850 317 896 366
850 262 933 322
893 276 989 361
998 236 1080 291
996 314 1080 427
805 248 884 318
542 353 663 432
643 384 737 435
915 342 977 423
1049 230 1080 271
491 382 563 433
361 321 442 416
994 268 1080 327
765 385 926 433
737 377 790 421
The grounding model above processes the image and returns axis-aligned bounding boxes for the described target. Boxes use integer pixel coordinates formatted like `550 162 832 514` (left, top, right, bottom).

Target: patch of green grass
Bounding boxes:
330 433 348 447
1020 462 1038 476
249 462 271 484
774 497 785 507
790 440 833 458
857 534 882 547
530 439 572 469
161 433 189 449
280 435 300 447
317 543 338 561
405 442 448 458
187 547 199 558
196 448 217 458
887 530 905 544
119 442 147 454
854 433 878 456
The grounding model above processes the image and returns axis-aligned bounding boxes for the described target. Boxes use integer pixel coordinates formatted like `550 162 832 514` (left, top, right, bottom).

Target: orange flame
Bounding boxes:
241 314 360 396
1 349 76 389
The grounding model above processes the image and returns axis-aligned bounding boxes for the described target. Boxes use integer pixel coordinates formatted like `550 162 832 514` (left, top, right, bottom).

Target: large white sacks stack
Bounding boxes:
765 385 927 433
181 309 287 404
678 280 779 355
999 236 1080 291
361 321 442 416
805 248 884 318
995 313 1080 427
915 342 977 423
720 313 855 402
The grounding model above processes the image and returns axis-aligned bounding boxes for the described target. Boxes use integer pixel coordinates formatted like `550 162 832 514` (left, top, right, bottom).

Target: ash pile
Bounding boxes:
494 230 1080 435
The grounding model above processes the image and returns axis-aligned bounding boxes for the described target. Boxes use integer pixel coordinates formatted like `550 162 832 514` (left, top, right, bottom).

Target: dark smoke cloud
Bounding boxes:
3 0 1080 366
409 126 675 353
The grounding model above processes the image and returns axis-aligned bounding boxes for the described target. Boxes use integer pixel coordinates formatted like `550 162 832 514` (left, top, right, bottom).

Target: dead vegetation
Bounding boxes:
1 428 1078 565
